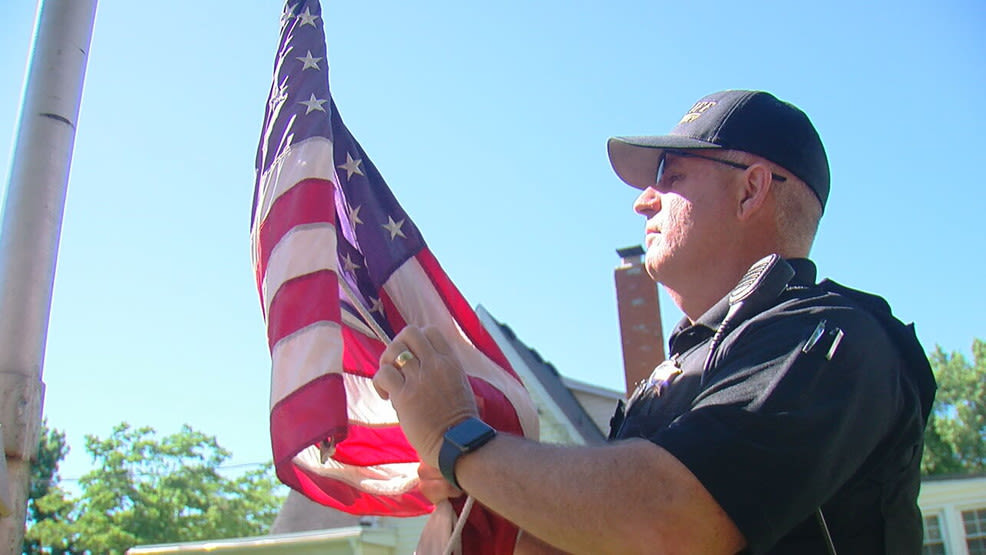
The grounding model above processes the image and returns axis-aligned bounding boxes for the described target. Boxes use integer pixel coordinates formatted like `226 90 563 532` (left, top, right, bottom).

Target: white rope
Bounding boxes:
442 495 476 555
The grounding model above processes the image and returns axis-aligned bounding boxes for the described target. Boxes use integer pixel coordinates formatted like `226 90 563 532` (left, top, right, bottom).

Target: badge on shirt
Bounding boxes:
628 355 683 406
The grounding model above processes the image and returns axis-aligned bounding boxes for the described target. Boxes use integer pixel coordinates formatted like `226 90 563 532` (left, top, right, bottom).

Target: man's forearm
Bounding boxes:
371 327 742 552
454 434 744 554
515 530 571 554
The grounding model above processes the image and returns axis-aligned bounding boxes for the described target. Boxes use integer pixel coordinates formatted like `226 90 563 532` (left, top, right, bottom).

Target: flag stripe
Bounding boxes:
416 247 519 382
262 223 337 317
269 321 343 407
253 137 337 235
270 324 397 425
293 448 422 495
282 453 431 516
382 253 539 440
330 422 416 465
340 370 398 426
257 176 337 284
339 322 385 378
270 372 347 464
379 289 406 336
267 270 341 349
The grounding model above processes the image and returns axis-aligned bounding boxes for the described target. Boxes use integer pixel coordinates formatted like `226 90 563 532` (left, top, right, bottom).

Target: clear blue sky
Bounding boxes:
1 1 983 482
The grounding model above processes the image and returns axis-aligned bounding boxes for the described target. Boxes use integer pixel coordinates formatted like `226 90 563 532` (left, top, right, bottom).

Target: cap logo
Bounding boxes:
678 100 717 124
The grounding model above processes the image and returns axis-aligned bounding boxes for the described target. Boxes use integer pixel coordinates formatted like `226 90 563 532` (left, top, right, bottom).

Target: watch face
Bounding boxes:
446 418 495 450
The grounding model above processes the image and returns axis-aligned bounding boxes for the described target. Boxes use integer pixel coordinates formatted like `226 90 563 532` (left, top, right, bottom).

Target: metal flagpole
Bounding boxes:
0 0 97 551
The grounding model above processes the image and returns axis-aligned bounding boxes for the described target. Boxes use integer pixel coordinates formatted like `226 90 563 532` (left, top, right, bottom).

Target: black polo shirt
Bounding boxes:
612 259 933 554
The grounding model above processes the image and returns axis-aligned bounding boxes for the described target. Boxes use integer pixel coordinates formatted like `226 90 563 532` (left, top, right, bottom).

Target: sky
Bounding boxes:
0 1 983 484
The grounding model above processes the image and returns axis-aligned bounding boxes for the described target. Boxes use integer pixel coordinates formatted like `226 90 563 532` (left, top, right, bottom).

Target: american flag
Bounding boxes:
251 1 538 550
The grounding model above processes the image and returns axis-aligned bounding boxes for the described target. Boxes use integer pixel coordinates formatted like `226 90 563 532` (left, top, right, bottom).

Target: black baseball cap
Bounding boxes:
608 90 830 210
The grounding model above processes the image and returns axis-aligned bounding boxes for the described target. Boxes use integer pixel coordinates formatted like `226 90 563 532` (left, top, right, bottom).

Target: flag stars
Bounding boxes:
297 7 320 27
368 297 385 315
347 204 363 226
299 93 327 114
341 252 361 273
338 153 364 180
296 50 322 71
382 216 407 240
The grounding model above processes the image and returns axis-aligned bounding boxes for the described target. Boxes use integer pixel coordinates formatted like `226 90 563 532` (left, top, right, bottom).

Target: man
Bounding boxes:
374 90 936 554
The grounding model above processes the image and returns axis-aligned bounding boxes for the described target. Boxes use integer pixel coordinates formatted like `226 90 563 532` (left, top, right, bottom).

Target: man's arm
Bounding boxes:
515 530 571 554
456 434 743 554
377 327 745 554
418 464 570 554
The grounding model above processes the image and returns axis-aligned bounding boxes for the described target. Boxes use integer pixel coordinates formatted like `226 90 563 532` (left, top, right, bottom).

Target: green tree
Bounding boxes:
25 423 286 553
24 420 75 555
922 338 986 475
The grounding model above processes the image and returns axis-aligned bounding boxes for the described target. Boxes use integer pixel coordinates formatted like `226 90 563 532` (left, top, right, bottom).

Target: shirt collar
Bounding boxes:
666 257 817 355
788 257 817 286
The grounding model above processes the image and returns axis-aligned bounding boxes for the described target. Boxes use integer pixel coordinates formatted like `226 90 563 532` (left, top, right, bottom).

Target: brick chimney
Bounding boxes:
614 246 666 395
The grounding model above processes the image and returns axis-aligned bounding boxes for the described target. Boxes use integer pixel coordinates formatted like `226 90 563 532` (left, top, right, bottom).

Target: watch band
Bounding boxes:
438 417 496 489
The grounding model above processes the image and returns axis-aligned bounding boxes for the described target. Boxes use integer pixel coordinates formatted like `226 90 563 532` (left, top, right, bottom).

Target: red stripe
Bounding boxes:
267 270 341 349
380 289 406 336
416 248 521 382
270 362 417 467
469 376 524 436
270 373 348 466
257 178 336 287
272 374 429 518
331 424 417 466
340 324 386 378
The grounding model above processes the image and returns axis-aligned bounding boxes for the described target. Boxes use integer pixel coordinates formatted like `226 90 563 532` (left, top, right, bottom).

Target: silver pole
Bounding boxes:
0 0 97 551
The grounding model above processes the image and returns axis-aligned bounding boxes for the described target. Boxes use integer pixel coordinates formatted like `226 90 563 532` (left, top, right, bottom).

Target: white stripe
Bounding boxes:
343 372 398 425
339 317 398 425
383 258 541 440
340 302 381 340
270 321 343 407
270 321 399 426
293 446 419 496
261 223 338 316
253 136 338 235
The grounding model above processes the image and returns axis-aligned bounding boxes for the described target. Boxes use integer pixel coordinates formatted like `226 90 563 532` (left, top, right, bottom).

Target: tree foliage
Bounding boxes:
25 423 285 553
24 420 71 554
922 338 986 475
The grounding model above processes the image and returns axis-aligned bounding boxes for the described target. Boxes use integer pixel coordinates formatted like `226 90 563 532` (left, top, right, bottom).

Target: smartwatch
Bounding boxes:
438 417 496 489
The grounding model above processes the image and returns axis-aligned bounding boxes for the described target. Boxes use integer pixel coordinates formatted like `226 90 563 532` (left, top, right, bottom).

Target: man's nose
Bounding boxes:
633 187 661 217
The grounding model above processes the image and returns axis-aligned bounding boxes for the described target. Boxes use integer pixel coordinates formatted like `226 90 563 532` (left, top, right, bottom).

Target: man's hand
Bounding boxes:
417 463 463 504
373 326 479 467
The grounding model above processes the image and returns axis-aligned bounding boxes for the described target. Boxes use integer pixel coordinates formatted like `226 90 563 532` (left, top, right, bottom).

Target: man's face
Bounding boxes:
632 151 739 287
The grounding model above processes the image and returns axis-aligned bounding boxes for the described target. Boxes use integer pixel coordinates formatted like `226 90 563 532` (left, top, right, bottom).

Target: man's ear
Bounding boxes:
736 163 774 221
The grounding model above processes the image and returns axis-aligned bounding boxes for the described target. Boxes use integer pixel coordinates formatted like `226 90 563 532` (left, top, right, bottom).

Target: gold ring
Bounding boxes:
393 350 415 370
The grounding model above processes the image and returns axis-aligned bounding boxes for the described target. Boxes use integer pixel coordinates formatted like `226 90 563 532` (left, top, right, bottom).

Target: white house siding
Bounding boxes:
919 475 986 555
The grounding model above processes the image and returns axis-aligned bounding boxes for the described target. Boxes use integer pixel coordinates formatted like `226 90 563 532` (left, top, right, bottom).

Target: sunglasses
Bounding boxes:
656 149 788 187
